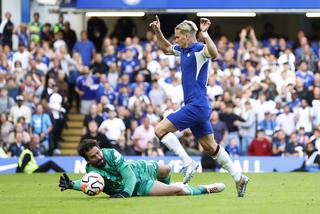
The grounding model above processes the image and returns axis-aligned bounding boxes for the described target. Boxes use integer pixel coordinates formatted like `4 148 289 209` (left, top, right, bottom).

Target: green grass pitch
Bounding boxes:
0 172 319 214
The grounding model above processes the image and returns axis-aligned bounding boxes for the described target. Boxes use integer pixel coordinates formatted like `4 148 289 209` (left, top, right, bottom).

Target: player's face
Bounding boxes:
86 146 105 167
174 29 188 48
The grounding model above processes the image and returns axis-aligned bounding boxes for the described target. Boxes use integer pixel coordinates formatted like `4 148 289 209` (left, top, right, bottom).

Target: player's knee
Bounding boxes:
155 125 165 138
201 141 218 155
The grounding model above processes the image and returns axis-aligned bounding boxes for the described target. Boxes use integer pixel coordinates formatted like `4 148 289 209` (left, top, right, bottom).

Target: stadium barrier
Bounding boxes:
0 156 304 174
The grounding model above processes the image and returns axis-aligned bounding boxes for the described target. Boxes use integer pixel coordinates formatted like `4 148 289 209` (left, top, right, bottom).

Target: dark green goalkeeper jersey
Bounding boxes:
73 149 159 196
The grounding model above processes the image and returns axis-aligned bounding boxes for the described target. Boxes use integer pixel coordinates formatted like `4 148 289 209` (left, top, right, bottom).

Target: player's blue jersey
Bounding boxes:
172 43 210 107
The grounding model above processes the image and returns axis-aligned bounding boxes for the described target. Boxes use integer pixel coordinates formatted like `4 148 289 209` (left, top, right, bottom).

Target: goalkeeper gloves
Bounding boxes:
110 192 129 198
59 173 73 191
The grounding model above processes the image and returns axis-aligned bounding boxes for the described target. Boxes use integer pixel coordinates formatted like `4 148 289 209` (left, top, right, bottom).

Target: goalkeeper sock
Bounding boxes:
212 145 241 182
186 186 206 195
160 132 192 167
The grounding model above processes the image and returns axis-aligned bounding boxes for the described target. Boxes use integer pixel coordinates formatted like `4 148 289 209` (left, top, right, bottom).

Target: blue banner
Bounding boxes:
0 156 304 174
76 0 320 9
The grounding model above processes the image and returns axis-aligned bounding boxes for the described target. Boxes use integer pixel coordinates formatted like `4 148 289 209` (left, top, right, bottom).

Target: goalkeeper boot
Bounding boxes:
182 160 199 184
201 183 226 194
236 174 249 197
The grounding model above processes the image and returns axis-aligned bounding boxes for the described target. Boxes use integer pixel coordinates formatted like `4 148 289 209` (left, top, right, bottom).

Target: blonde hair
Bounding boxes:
175 20 198 35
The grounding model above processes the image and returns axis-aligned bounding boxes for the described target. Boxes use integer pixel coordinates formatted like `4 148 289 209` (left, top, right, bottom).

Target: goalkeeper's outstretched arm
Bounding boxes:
59 173 81 191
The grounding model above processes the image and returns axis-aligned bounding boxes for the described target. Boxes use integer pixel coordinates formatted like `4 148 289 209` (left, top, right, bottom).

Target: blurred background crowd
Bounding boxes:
0 12 319 162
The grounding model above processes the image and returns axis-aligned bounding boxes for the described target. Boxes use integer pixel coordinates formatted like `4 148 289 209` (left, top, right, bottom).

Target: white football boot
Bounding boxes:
182 160 199 184
201 183 226 194
236 174 249 197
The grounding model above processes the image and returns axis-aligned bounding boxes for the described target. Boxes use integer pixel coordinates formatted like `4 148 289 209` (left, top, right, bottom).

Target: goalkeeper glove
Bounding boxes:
110 192 129 198
59 173 73 191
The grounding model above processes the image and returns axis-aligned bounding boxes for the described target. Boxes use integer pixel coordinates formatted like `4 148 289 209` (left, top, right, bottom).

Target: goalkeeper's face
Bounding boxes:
85 146 106 167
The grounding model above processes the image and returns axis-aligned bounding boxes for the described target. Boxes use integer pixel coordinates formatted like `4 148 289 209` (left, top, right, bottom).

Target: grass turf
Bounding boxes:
0 172 319 214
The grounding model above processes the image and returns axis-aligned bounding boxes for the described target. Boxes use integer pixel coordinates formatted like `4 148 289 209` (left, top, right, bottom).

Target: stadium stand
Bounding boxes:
0 11 320 160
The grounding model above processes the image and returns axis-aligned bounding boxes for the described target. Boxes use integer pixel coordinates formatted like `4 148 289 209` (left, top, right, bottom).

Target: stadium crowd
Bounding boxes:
0 12 319 163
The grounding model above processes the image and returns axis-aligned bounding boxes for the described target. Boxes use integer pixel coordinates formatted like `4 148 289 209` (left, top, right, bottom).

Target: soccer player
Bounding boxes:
58 139 225 198
149 16 249 196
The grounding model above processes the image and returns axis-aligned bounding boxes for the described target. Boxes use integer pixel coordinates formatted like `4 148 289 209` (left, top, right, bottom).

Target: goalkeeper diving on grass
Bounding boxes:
59 139 225 198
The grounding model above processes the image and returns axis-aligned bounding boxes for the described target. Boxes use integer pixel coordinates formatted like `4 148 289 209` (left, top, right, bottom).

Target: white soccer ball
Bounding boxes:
81 172 105 196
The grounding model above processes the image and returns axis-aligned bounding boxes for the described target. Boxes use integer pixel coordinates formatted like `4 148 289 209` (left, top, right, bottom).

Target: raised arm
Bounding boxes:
149 15 174 55
200 18 219 59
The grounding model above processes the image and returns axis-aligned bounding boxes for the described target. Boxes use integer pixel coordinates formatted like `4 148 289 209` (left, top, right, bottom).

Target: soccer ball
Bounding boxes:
81 172 105 196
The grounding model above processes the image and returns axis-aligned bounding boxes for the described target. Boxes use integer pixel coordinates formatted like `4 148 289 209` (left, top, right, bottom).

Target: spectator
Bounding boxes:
73 31 96 66
276 105 296 137
81 120 112 149
0 87 15 113
148 81 166 108
17 23 30 48
297 44 318 72
225 138 240 156
130 73 151 95
9 95 32 124
53 31 66 52
29 12 42 44
258 111 278 138
12 43 30 70
311 86 320 128
41 23 54 44
277 48 296 71
75 66 99 115
102 43 117 67
52 14 64 33
30 104 52 154
107 62 120 90
0 112 14 145
219 102 243 147
284 132 304 157
90 53 108 76
97 82 116 105
62 21 77 53
128 87 150 112
210 110 228 146
82 103 104 134
236 100 256 155
132 117 155 155
272 130 287 156
145 104 160 126
48 84 65 154
295 61 314 89
145 141 164 157
295 99 313 134
8 132 24 157
248 129 273 156
0 12 14 48
99 107 126 147
120 48 140 81
255 92 276 122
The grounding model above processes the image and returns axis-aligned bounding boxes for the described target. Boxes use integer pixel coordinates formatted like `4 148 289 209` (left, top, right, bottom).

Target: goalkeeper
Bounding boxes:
59 139 225 198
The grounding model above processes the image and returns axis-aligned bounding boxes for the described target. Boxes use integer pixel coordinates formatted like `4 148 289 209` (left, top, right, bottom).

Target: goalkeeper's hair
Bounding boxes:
175 20 198 35
78 139 100 159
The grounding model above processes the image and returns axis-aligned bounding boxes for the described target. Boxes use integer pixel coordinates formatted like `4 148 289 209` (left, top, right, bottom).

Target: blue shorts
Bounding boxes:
167 104 213 139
